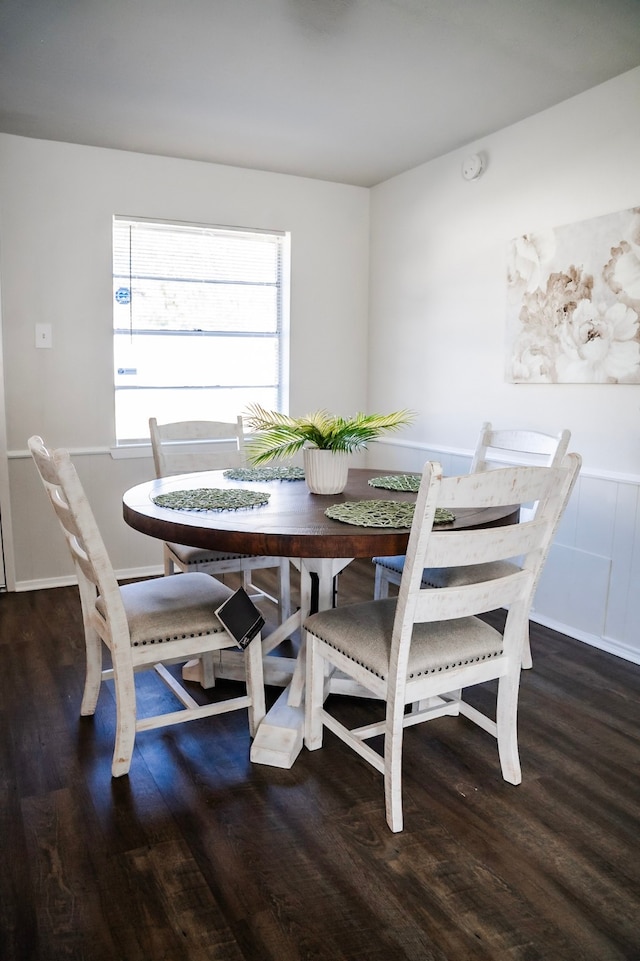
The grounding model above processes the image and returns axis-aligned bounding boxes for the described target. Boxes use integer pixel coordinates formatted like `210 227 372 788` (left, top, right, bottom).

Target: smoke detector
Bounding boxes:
461 154 484 181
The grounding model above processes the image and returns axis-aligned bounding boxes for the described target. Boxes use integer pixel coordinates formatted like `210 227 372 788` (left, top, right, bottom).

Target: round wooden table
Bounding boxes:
123 467 516 560
123 467 518 768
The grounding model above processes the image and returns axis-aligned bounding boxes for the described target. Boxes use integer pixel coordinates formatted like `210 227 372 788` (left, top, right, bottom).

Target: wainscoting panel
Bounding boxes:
575 474 618 556
533 542 610 639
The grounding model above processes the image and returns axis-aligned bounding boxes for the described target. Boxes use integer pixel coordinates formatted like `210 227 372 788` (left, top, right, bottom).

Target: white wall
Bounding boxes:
367 66 640 663
0 135 370 585
368 68 640 473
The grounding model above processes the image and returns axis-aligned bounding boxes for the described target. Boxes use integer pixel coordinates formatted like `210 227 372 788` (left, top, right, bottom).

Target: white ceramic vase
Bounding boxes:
303 447 350 494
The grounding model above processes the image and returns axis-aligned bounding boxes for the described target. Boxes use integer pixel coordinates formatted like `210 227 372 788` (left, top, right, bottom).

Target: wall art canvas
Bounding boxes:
505 206 640 383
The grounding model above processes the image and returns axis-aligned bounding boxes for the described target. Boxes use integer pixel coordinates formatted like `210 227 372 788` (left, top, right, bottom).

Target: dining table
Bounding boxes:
122 466 518 769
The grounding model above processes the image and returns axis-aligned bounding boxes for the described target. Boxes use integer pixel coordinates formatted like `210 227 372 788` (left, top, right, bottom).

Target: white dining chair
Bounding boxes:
305 453 581 832
29 435 266 777
372 423 571 669
149 417 292 685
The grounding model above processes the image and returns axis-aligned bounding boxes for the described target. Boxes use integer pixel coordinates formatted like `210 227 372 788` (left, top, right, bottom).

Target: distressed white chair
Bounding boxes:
305 453 581 832
149 417 292 625
29 435 266 777
372 423 571 669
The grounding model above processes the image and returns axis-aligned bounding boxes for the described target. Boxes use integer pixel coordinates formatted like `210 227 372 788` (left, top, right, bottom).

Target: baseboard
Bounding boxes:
14 564 164 592
530 612 640 666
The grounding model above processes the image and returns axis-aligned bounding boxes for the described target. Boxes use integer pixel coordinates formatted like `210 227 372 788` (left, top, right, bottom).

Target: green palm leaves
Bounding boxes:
244 404 415 465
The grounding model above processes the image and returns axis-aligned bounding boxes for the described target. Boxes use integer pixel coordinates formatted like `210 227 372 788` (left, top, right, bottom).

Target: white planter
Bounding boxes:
303 448 350 494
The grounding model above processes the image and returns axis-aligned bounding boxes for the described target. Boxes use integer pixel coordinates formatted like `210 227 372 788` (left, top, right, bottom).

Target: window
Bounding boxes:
113 218 289 443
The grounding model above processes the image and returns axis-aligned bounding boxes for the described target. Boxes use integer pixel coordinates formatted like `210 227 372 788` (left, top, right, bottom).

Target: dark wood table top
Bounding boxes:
123 468 518 559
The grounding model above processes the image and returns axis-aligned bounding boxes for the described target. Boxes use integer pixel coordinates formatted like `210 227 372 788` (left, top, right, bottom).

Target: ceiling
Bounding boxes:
1 0 639 188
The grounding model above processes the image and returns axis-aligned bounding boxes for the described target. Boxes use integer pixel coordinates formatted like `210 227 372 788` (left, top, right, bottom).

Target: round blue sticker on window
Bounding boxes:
115 287 131 305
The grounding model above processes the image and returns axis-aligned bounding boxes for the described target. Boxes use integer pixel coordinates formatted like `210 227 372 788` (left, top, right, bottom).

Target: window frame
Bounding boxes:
112 216 290 446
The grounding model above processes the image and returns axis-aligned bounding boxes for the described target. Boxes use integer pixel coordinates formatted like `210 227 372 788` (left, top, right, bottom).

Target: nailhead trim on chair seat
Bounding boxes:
167 543 260 563
305 597 503 682
96 572 233 649
131 629 221 647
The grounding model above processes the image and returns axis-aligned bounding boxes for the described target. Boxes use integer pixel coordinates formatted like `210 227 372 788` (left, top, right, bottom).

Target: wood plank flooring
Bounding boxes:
1 561 639 961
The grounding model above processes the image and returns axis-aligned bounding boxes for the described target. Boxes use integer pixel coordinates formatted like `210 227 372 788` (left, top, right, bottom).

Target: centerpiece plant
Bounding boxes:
244 404 415 494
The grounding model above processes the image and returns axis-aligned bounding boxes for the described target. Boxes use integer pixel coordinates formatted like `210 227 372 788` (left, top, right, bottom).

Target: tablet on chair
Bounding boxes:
215 587 265 649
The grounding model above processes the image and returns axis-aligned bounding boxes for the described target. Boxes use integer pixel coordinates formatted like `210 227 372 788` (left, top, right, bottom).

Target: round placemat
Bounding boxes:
223 466 305 482
152 488 270 512
325 500 455 528
368 473 421 492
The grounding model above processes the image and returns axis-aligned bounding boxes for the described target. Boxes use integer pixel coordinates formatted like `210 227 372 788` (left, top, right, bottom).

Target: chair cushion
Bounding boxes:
167 542 253 564
373 556 520 589
372 554 405 574
98 572 233 647
304 598 503 681
420 560 520 589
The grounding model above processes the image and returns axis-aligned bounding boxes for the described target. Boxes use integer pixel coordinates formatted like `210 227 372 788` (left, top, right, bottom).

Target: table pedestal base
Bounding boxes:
249 687 304 768
250 557 353 769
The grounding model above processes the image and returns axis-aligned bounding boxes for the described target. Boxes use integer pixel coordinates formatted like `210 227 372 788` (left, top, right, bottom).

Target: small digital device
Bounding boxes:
215 587 265 649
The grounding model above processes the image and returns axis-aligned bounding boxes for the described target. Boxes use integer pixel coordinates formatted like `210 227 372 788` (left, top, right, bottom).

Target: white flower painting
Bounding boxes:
506 207 640 383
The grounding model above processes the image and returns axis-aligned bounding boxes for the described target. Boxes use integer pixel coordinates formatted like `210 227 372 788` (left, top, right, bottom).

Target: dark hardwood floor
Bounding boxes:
1 561 639 961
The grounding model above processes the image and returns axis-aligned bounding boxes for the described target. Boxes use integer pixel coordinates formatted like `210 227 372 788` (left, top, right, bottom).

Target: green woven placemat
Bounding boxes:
326 500 415 528
152 488 270 512
325 500 455 528
368 473 421 491
223 466 305 482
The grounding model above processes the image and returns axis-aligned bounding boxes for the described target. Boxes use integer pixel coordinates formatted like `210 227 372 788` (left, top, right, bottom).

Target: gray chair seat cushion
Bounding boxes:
373 556 520 589
304 598 503 681
167 542 255 564
97 572 233 647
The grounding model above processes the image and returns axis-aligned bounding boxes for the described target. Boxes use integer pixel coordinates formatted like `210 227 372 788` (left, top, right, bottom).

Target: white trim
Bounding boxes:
9 436 640 485
9 446 113 459
0 294 16 590
10 444 152 460
530 612 640 666
14 564 164 593
375 437 640 486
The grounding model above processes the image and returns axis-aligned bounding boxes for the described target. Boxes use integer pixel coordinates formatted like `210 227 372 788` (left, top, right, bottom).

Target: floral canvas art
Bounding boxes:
506 206 640 383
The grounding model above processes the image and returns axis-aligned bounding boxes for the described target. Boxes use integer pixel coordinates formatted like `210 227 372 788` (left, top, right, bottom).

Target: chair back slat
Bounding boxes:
149 417 246 478
439 461 567 508
470 421 570 472
422 517 547 570
412 570 530 622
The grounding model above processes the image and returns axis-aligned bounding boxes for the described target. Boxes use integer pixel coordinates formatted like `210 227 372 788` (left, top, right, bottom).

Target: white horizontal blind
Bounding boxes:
113 218 287 442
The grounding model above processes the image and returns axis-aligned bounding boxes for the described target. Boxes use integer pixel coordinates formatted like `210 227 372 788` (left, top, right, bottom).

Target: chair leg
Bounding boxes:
304 634 324 751
199 653 217 689
277 559 292 623
80 625 103 715
521 628 533 670
110 654 137 778
495 669 522 785
163 545 176 576
244 636 266 737
77 576 103 715
374 564 391 600
384 704 405 833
